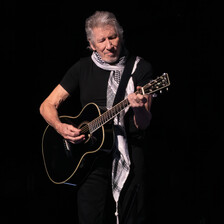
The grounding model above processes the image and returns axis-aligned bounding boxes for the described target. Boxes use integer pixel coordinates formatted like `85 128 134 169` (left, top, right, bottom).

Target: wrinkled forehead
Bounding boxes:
91 25 118 40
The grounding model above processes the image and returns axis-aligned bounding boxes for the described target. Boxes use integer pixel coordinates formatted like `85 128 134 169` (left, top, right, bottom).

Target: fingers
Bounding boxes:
128 93 147 107
66 134 86 144
128 85 149 109
57 123 85 144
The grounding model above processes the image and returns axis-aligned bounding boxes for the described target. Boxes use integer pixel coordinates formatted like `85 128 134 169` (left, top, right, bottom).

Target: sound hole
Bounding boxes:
79 122 89 134
78 122 92 144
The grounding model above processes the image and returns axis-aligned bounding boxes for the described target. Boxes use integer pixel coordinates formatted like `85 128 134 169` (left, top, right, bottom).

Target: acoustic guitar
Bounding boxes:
42 73 170 185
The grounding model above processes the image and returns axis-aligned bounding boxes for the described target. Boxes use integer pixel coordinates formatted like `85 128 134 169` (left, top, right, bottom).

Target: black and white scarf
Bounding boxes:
91 51 140 223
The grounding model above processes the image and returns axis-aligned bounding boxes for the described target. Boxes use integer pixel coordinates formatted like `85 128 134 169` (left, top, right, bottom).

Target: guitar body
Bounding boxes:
42 103 114 185
41 73 170 186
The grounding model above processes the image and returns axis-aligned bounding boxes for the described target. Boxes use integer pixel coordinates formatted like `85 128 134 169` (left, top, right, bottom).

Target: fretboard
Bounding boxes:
85 73 170 134
88 98 130 133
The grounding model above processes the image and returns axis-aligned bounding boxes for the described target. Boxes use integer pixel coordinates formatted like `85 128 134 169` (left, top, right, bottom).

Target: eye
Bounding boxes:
109 34 117 40
98 38 105 43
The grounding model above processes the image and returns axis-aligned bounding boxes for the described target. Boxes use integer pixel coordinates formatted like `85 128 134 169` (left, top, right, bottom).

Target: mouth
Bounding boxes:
105 51 117 57
106 53 115 57
102 48 120 63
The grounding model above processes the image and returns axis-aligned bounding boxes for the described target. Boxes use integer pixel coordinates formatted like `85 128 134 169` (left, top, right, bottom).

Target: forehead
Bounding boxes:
92 25 117 39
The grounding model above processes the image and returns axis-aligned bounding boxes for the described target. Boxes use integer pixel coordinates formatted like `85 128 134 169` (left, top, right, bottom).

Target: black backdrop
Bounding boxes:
2 0 223 223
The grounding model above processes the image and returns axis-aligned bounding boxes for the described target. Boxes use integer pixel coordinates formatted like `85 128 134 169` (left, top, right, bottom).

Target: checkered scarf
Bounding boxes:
91 51 140 223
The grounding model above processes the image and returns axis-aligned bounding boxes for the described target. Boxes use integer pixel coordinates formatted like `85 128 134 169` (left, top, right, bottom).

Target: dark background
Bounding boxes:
2 0 223 223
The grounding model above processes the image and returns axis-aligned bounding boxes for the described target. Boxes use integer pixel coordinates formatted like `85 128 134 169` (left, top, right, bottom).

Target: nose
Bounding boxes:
105 39 113 50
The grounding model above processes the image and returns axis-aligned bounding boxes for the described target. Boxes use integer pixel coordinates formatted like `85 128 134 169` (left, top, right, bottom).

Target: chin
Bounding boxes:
104 56 119 64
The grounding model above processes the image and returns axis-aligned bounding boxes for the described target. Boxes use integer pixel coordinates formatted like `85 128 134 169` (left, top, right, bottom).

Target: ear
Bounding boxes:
89 40 96 51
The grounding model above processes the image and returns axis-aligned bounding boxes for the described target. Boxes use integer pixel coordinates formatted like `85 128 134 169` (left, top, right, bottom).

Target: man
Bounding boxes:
40 11 153 224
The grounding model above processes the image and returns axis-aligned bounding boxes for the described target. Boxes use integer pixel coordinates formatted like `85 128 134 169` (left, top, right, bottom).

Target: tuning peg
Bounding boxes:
166 88 169 91
152 93 157 98
160 90 163 94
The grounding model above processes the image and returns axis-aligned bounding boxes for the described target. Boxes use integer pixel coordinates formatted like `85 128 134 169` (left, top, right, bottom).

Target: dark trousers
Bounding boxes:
77 147 150 224
77 153 115 224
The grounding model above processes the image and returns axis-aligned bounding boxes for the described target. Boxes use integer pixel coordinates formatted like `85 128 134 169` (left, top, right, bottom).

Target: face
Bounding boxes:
89 25 122 64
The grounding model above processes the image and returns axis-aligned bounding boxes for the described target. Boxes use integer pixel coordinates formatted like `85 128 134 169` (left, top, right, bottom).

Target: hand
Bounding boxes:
55 123 85 144
128 86 147 109
128 86 152 130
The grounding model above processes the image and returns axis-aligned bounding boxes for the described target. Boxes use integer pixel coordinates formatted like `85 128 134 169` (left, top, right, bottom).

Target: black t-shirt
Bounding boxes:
60 55 153 142
60 56 153 108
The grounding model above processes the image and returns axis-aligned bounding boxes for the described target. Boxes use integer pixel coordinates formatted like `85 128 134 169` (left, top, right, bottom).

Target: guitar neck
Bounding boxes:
88 98 130 133
86 73 170 134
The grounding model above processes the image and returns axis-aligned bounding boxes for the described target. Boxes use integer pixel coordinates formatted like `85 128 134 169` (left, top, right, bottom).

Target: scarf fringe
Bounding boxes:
115 201 119 224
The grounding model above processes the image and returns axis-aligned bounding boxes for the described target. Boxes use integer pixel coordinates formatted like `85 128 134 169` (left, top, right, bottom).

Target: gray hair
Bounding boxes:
85 11 124 45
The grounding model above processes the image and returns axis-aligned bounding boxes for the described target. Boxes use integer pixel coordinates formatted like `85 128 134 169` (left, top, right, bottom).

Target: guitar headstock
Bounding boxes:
142 73 170 95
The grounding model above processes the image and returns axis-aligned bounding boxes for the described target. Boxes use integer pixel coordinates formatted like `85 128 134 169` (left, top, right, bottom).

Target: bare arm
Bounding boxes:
128 86 152 130
40 84 68 128
40 84 85 144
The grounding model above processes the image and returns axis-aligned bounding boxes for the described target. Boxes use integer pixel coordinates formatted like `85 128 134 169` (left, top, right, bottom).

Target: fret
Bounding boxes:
88 73 170 134
89 98 130 133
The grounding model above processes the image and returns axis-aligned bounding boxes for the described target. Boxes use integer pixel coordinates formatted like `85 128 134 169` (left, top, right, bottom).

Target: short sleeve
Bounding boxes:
60 61 80 95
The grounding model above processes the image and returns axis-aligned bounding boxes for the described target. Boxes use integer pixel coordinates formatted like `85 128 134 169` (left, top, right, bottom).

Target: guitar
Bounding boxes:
42 73 170 185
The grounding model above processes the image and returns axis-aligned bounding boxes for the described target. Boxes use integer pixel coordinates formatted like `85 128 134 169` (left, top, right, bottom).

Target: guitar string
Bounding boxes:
79 99 129 135
80 84 149 134
79 75 168 134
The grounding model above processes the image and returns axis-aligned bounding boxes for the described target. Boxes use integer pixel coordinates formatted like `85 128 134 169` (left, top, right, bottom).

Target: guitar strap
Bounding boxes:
112 55 136 106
